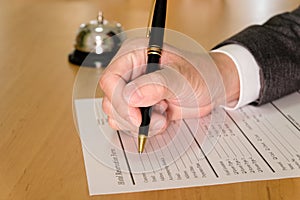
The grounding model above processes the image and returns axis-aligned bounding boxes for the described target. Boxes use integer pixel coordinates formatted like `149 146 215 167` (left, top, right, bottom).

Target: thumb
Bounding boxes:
123 66 190 107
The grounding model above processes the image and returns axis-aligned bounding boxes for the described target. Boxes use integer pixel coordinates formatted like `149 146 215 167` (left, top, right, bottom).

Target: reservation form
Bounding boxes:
74 92 300 195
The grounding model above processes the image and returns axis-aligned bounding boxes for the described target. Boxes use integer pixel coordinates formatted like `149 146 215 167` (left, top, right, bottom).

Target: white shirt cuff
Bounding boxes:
212 44 261 110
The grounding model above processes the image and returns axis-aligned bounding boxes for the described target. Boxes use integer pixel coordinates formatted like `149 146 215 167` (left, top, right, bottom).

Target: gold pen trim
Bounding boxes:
138 134 147 154
147 46 162 56
146 0 156 37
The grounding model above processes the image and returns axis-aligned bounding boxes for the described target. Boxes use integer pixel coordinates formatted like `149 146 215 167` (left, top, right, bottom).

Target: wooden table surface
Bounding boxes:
0 0 299 199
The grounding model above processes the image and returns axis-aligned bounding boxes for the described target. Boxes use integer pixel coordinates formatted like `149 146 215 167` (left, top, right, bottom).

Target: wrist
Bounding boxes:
209 52 240 106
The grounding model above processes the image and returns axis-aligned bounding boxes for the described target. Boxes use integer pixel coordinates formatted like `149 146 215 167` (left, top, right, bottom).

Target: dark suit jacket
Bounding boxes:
215 6 300 105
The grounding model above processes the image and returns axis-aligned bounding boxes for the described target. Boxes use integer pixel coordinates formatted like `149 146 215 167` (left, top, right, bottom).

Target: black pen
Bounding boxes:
138 0 167 153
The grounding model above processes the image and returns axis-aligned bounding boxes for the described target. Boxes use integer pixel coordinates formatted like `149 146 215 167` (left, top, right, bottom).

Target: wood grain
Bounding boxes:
0 0 299 199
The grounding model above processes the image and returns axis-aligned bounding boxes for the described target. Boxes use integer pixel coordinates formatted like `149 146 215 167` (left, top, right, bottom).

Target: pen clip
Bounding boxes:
146 0 156 38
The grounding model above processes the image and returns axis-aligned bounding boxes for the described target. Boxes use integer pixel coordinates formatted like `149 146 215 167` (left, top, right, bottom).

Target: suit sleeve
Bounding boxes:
214 6 300 105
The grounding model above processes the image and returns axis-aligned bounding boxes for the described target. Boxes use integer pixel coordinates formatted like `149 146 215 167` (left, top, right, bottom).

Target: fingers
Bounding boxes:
167 103 214 120
100 38 150 102
122 65 195 107
147 111 168 137
100 39 191 101
100 37 217 135
102 96 140 131
102 95 168 135
99 50 146 102
99 39 149 133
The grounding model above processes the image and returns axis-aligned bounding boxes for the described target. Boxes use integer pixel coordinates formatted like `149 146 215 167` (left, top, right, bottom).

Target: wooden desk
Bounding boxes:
0 0 299 199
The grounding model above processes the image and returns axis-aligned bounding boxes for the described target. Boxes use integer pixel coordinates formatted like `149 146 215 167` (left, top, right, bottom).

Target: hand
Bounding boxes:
99 38 239 136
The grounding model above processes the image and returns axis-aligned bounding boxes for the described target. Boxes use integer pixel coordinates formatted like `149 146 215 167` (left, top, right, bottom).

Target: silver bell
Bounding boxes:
69 12 125 67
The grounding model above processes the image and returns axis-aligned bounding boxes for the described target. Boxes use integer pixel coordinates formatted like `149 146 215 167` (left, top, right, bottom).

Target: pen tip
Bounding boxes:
138 134 147 154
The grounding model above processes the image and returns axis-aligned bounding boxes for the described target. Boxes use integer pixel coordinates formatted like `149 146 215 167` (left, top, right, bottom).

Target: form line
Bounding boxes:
230 137 245 157
223 137 237 157
161 134 180 171
149 140 162 169
199 122 223 158
225 112 275 173
179 122 200 161
166 128 187 168
271 102 300 132
255 121 290 162
183 120 219 178
117 131 136 185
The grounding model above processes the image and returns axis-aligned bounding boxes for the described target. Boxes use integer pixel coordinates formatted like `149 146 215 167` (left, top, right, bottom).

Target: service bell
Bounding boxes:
69 12 125 67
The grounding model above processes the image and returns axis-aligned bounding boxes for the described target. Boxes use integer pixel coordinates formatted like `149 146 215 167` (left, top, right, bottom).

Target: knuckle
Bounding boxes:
148 73 168 98
102 100 110 115
149 72 167 85
99 75 107 91
108 117 119 130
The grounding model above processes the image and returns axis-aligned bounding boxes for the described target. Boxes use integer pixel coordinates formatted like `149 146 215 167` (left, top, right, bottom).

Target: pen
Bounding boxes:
138 0 167 153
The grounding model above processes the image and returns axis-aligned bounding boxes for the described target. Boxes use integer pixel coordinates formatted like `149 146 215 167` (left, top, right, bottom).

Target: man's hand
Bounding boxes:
99 38 239 136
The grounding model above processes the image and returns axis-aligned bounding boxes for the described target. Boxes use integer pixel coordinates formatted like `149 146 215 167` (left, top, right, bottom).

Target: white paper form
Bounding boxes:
74 92 300 195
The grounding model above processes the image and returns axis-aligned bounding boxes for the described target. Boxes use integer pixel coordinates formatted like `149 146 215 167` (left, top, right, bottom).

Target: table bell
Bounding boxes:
69 12 125 67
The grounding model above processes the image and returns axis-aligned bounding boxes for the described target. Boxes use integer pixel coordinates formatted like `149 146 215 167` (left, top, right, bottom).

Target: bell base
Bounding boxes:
68 49 117 67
